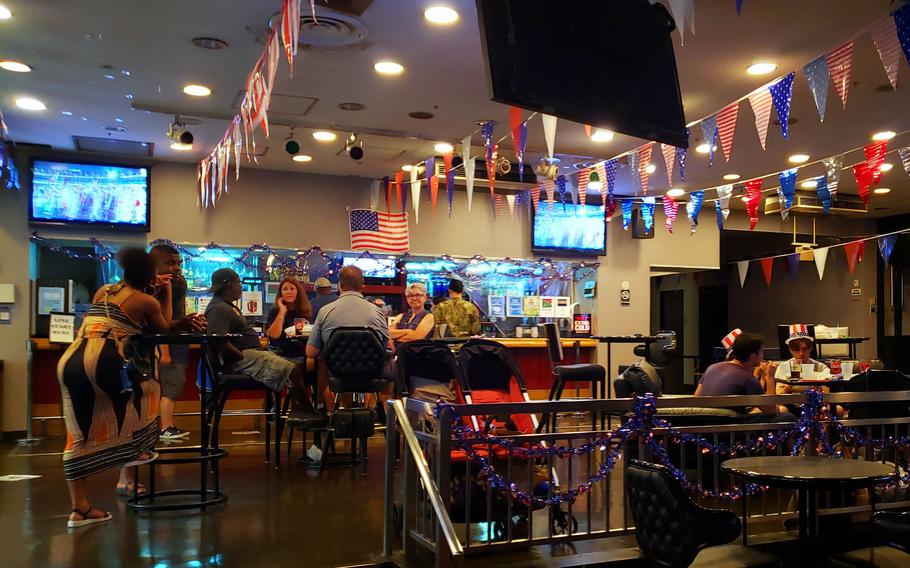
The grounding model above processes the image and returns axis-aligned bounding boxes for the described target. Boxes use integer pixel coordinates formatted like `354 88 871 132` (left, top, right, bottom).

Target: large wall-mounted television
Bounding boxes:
341 256 398 280
29 159 151 231
532 203 606 257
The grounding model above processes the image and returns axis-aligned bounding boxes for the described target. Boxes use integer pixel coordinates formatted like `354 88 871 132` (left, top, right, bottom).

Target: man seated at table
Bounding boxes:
306 265 390 411
774 324 831 387
205 268 320 421
432 278 480 338
695 332 794 422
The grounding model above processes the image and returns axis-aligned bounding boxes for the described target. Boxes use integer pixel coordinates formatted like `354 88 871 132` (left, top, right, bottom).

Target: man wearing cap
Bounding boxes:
205 268 320 419
309 277 338 320
775 324 831 391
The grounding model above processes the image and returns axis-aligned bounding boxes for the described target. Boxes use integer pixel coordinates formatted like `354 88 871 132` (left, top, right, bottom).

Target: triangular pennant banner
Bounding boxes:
444 152 455 216
676 127 690 180
370 179 381 211
577 168 590 206
531 184 541 211
769 72 796 139
786 253 800 275
544 178 555 207
870 16 902 90
748 88 773 150
487 144 498 197
663 195 680 233
409 169 421 224
668 0 695 46
827 41 854 109
641 197 656 232
686 190 705 233
737 260 749 288
779 168 798 220
823 154 843 200
865 141 888 186
700 115 718 166
745 179 763 230
541 114 557 159
395 171 404 212
844 242 861 274
815 176 832 215
426 157 438 212
716 183 733 230
853 163 874 204
568 175 579 205
715 201 729 230
660 143 676 187
894 4 910 70
605 159 618 193
382 176 391 212
736 0 744 15
879 235 898 266
557 175 568 211
638 144 653 195
716 101 739 162
481 120 496 164
505 194 516 219
621 199 633 230
899 146 910 176
628 152 641 195
760 257 774 287
814 247 829 280
605 194 617 222
509 106 523 161
803 55 830 122
493 194 503 221
462 136 475 212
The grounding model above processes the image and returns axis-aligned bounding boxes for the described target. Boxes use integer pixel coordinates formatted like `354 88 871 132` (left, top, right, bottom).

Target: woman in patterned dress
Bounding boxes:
58 248 204 528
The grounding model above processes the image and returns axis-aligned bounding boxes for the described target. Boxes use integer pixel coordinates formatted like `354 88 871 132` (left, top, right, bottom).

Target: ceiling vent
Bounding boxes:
73 136 154 157
764 191 867 216
267 5 371 50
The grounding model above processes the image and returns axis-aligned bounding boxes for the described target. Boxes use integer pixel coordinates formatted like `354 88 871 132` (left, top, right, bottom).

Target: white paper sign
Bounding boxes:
539 296 556 318
554 297 572 318
38 287 65 314
241 291 263 316
49 313 76 344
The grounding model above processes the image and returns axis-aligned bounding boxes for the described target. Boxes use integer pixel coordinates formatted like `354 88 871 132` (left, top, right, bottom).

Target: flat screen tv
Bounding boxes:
341 256 397 279
30 159 150 231
532 203 606 257
476 0 688 147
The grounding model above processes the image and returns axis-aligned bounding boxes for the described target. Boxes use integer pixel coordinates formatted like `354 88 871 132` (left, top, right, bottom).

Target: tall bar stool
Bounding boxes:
539 322 606 432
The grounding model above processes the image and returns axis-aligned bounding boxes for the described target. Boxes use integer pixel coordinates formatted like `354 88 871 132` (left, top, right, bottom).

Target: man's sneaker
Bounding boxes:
159 426 190 440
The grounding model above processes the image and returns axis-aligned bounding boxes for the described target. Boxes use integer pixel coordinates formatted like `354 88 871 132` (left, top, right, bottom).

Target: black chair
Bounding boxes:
200 344 283 468
319 326 391 475
845 370 910 420
395 340 461 400
828 511 910 567
626 460 782 568
539 323 606 431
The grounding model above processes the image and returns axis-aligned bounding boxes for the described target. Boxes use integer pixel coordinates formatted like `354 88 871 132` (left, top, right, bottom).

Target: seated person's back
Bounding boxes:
307 266 390 353
698 361 764 397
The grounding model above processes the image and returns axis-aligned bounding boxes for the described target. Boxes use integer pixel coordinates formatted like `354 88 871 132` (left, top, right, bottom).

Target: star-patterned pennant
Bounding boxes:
900 146 910 176
895 4 910 69
803 55 830 122
621 199 633 230
744 179 763 230
779 168 798 220
880 235 898 266
716 101 739 162
638 144 653 195
663 194 680 233
641 197 656 232
700 115 718 166
769 72 796 139
686 190 705 233
557 174 568 211
660 143 676 187
676 127 690 180
748 88 773 150
715 201 729 230
605 193 617 222
605 159 618 193
870 16 902 90
826 41 855 109
823 154 843 200
628 152 641 195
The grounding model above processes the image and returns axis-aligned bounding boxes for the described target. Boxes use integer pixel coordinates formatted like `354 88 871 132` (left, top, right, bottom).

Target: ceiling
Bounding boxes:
3 0 910 216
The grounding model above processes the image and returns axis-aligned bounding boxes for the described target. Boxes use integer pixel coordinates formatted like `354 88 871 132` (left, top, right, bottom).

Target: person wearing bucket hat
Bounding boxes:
774 323 831 384
204 268 321 421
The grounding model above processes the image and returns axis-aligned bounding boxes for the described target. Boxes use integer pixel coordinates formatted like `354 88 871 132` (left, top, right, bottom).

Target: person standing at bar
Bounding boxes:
431 278 480 337
308 277 337 320
150 244 194 440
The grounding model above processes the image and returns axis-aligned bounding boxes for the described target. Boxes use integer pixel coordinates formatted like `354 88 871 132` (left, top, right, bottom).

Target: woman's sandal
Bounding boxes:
114 481 148 497
122 451 158 468
67 506 112 528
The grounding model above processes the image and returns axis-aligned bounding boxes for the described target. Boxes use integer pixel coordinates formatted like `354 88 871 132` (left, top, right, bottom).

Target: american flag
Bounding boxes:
349 209 409 253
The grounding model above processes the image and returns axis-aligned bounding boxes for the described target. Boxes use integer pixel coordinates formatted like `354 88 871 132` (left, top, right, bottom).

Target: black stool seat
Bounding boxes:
554 363 606 382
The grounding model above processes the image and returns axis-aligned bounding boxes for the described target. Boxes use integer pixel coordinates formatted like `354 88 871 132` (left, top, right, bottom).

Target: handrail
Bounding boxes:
389 399 464 560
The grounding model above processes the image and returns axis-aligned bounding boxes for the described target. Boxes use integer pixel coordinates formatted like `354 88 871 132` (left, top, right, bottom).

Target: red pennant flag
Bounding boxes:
394 171 404 211
509 107 523 164
662 194 679 233
638 143 653 194
760 257 774 287
577 168 590 206
858 240 866 263
853 163 874 203
716 101 739 162
605 194 617 222
870 16 902 90
865 141 888 185
660 143 676 187
531 184 541 211
745 179 763 230
493 194 503 221
844 242 861 273
826 41 854 109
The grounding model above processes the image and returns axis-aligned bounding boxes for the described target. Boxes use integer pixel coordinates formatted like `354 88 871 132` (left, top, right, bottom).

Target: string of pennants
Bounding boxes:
196 0 317 208
668 0 755 46
733 228 909 288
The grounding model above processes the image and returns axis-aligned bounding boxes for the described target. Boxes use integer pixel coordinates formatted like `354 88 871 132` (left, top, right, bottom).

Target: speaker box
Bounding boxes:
631 208 655 239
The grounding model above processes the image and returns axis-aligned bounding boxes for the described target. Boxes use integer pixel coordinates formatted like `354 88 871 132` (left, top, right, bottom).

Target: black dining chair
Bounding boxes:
827 511 910 567
538 322 606 432
625 460 782 568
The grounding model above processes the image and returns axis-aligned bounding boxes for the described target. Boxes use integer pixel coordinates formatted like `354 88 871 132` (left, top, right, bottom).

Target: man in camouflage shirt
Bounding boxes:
432 278 481 337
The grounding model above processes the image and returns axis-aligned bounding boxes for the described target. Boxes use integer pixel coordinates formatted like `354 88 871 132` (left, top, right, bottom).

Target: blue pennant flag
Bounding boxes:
779 168 798 210
641 197 656 232
481 121 496 163
621 200 633 230
815 177 831 215
676 127 690 180
605 159 618 193
557 175 568 212
736 0 744 15
714 201 726 230
786 253 800 275
804 56 830 122
700 116 718 166
896 4 910 67
769 72 796 138
686 190 705 232
879 234 898 266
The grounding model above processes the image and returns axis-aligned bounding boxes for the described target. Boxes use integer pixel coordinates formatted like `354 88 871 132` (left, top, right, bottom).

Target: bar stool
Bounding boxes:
539 322 606 432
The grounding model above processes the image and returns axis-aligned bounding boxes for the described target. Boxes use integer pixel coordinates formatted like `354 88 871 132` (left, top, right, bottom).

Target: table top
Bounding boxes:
722 456 896 489
590 335 661 343
138 332 243 345
814 337 870 344
775 377 848 386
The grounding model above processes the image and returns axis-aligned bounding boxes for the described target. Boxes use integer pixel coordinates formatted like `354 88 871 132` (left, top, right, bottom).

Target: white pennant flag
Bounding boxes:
748 89 773 151
541 114 558 159
814 247 829 280
506 194 516 218
668 0 695 46
462 135 475 212
737 260 750 288
409 168 421 224
369 179 380 210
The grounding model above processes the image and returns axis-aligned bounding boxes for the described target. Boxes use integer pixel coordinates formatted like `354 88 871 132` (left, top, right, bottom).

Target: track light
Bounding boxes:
285 128 300 155
345 133 364 161
167 116 193 145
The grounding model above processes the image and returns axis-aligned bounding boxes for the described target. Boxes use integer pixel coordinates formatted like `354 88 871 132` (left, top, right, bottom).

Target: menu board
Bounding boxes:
522 296 541 317
506 296 524 317
241 291 263 316
488 296 505 318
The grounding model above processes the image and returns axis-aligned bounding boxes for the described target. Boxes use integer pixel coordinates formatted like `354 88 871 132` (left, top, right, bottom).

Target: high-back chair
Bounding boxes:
845 370 910 420
539 322 606 431
828 511 910 566
319 326 390 474
626 460 781 568
395 340 461 399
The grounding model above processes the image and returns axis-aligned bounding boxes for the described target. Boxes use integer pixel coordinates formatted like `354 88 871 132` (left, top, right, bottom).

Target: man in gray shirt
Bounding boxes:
306 265 389 409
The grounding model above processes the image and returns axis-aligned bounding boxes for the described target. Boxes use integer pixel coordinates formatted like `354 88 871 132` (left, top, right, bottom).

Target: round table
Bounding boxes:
722 456 896 543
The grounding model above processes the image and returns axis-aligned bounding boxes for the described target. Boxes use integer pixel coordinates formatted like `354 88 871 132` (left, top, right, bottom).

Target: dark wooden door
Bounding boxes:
659 290 684 393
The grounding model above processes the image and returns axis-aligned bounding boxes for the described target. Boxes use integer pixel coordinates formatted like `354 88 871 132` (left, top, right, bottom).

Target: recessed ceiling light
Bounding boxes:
723 173 741 181
293 154 313 163
409 111 434 120
644 163 657 174
80 116 88 121
0 60 31 72
15 97 45 111
800 179 818 189
666 188 685 198
589 128 614 143
374 60 404 75
338 102 365 111
434 142 454 153
114 117 124 123
788 154 810 164
313 131 337 142
872 130 896 141
880 163 893 172
695 143 717 154
183 84 212 97
747 62 778 75
0 5 11 19
873 187 891 195
170 142 193 151
61 110 73 116
402 164 414 172
424 6 459 25
104 74 115 80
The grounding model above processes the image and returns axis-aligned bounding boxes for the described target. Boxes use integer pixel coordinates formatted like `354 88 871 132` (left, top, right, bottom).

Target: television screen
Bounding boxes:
476 0 687 147
30 160 150 230
532 204 606 256
342 256 397 279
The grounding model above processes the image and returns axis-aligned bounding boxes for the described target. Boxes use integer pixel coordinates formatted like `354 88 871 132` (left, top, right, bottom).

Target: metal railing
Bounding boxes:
383 392 910 566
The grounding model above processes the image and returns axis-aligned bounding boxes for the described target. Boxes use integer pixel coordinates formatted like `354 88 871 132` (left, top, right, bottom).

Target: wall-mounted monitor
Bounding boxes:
532 203 606 257
29 159 150 231
341 256 398 279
